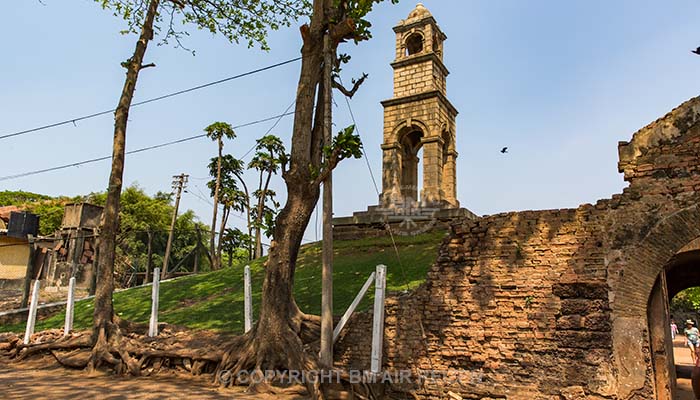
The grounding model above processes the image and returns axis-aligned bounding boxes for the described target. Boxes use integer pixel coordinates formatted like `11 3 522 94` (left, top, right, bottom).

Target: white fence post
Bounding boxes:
149 267 160 337
63 277 76 337
23 279 41 345
244 265 253 333
333 271 376 344
371 264 387 374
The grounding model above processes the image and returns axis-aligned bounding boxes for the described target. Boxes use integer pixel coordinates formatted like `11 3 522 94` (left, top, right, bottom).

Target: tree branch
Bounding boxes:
139 63 156 70
329 18 355 43
332 73 367 98
311 148 342 187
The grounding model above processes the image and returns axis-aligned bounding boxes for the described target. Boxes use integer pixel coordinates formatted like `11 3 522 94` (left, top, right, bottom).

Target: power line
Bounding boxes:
338 77 411 292
0 111 295 182
0 57 302 141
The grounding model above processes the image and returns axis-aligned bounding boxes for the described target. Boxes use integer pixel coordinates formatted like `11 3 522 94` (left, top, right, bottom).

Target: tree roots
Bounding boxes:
0 313 385 399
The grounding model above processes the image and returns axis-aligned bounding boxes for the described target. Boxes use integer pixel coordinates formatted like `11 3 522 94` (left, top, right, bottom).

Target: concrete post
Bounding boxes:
63 277 76 337
148 267 160 337
23 279 41 345
244 265 253 333
371 265 387 374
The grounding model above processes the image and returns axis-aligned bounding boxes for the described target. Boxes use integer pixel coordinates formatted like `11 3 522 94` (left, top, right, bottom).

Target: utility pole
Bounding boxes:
162 173 188 280
320 33 334 367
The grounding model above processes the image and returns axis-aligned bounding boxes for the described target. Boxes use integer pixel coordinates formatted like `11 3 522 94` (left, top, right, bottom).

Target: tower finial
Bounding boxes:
407 3 431 20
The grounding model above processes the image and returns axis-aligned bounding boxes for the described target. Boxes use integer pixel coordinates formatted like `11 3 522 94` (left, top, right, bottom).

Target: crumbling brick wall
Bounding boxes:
335 96 700 399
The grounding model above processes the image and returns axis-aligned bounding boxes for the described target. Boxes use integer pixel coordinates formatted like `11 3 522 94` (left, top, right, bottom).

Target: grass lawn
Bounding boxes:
1 231 446 334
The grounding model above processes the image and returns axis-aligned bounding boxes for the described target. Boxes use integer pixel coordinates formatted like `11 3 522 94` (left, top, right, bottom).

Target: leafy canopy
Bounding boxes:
96 0 311 51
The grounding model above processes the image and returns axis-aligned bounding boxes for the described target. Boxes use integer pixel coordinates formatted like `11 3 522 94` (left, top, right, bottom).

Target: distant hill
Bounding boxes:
0 191 94 235
0 190 53 206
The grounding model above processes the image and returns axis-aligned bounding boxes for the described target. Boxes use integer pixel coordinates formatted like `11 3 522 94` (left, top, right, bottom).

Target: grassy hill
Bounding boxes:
1 231 446 334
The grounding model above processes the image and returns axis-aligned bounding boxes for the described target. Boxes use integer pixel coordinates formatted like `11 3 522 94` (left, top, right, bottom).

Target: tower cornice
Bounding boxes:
390 53 450 77
381 90 459 117
393 16 447 41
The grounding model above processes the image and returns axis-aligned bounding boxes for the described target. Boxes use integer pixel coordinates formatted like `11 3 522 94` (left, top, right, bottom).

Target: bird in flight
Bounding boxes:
501 147 508 154
693 47 700 56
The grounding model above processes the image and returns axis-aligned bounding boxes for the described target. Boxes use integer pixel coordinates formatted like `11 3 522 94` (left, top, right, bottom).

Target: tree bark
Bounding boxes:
255 166 274 259
216 205 229 266
90 0 160 373
210 139 223 269
218 1 331 394
145 230 153 284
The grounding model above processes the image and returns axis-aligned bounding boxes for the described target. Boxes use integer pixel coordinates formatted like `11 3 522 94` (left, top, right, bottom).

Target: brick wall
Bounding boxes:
336 97 700 399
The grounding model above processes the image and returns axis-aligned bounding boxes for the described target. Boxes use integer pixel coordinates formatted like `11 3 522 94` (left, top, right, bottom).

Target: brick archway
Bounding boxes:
612 204 700 399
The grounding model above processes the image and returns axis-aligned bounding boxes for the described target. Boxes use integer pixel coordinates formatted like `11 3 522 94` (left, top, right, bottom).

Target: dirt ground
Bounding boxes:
0 355 308 400
674 335 697 400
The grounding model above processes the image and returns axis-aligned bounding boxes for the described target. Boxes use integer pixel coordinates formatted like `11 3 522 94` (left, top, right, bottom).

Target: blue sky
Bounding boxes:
2 1 699 244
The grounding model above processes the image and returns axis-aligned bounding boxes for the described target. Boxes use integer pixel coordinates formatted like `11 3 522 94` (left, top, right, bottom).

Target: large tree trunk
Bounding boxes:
210 140 223 269
89 0 160 373
218 2 329 394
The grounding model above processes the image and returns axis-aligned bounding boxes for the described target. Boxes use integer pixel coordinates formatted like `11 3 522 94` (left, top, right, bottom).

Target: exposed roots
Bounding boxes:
5 322 225 379
0 312 385 399
214 311 328 399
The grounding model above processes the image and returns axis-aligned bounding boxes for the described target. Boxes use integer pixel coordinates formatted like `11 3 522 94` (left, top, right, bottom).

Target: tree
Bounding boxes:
247 135 287 258
40 0 310 374
220 227 252 268
207 151 248 266
205 122 237 270
216 0 391 395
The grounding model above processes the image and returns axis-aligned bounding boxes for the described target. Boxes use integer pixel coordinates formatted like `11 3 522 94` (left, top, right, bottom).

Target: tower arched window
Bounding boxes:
405 33 424 56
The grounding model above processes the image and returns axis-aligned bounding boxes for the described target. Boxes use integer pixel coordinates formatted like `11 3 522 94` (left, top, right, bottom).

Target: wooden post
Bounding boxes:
371 264 387 374
333 271 375 344
320 32 334 368
20 235 36 309
162 174 187 280
23 279 41 344
89 231 99 296
63 277 76 337
244 265 253 333
193 244 199 274
149 267 160 337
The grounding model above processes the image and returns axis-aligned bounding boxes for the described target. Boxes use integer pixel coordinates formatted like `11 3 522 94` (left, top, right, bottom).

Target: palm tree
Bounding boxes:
204 122 236 270
248 135 287 258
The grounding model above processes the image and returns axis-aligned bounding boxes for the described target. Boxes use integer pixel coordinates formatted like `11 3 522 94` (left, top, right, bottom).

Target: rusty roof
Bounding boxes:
0 206 21 223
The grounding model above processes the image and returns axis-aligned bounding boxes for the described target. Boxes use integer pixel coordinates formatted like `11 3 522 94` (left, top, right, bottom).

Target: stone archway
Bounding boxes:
398 127 424 204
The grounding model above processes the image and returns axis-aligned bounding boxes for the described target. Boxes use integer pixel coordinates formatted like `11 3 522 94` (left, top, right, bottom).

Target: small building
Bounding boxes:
47 203 103 288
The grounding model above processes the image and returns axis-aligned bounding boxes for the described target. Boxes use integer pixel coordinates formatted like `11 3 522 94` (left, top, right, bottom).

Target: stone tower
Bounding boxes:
380 3 459 209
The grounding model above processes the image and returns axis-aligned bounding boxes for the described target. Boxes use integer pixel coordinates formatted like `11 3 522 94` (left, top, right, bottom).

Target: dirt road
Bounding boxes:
0 355 307 400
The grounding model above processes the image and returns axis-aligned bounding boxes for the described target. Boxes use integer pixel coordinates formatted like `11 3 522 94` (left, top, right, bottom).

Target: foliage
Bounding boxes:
205 121 237 143
0 190 83 235
205 134 287 259
90 185 209 284
95 0 311 51
0 191 52 206
1 231 447 334
672 287 700 312
221 227 252 265
207 155 244 199
323 124 362 163
24 202 66 236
